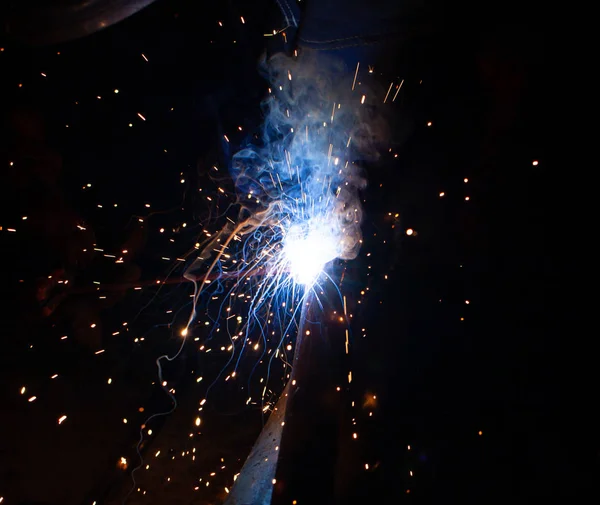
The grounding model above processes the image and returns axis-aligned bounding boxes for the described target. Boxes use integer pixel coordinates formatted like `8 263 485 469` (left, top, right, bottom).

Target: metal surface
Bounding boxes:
271 292 345 505
224 295 313 505
225 290 347 504
223 384 289 505
2 0 159 45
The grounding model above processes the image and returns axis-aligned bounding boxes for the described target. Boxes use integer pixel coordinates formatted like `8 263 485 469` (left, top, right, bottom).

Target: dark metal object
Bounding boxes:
225 294 323 504
271 293 346 505
2 0 159 45
224 383 290 505
224 299 312 504
227 291 347 504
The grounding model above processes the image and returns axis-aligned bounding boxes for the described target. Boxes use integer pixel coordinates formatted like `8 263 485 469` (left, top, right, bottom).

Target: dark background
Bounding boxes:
0 0 560 504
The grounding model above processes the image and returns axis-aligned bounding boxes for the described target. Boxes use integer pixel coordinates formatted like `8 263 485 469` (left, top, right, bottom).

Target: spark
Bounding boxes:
392 79 404 101
283 221 339 286
126 51 384 498
352 62 360 90
383 82 394 103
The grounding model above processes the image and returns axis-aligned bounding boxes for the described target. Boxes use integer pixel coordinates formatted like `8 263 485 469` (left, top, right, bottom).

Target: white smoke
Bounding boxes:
231 49 384 276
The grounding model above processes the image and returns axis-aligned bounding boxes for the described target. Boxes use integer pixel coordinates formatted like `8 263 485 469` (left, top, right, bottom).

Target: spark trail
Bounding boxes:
183 50 378 348
126 50 386 503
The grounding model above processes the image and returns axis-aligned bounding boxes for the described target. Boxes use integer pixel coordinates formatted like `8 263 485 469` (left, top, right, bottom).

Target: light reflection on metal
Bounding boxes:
2 0 159 45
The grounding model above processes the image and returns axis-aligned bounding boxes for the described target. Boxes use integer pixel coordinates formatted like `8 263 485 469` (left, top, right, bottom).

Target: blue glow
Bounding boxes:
283 220 339 286
177 50 379 396
128 51 386 497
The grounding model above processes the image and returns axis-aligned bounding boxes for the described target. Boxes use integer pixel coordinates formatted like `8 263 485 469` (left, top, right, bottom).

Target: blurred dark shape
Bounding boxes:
3 105 148 351
1 0 159 45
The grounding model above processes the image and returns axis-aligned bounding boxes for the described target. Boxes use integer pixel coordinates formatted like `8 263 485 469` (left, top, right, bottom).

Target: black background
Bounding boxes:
0 1 561 504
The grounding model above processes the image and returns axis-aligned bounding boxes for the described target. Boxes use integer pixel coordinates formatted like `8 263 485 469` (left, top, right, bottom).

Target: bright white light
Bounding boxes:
283 221 338 286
